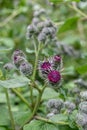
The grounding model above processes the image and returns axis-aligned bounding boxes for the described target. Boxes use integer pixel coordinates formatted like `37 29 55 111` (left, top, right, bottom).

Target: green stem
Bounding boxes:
12 88 32 110
5 88 15 130
35 116 69 125
20 83 46 130
31 80 41 93
68 3 87 18
0 9 21 27
32 41 41 81
29 84 34 108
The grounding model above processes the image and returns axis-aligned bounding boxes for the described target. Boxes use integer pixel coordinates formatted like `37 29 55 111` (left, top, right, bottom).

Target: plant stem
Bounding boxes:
31 80 41 93
29 38 41 107
29 84 34 108
32 41 41 81
68 2 87 18
5 88 15 130
20 83 46 130
12 88 32 110
0 9 21 27
35 116 69 125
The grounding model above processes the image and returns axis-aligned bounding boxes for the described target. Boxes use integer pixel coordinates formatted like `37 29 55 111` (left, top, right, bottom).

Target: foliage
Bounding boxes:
0 0 87 130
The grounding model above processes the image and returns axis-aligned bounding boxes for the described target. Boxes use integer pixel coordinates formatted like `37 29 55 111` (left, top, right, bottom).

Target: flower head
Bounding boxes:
41 61 51 71
3 63 15 71
20 61 33 77
13 56 26 68
12 49 26 68
12 49 26 59
38 60 53 79
47 70 61 84
54 55 61 62
46 99 63 114
52 55 63 70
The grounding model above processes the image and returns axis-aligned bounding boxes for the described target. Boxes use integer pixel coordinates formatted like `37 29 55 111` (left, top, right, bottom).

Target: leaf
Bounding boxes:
49 0 80 4
58 17 79 33
76 63 87 74
0 76 30 88
0 127 7 130
0 106 10 126
26 48 35 54
49 0 63 4
50 114 68 123
69 110 78 128
14 110 31 126
23 120 58 130
0 93 6 103
42 88 59 100
62 66 75 76
0 38 14 53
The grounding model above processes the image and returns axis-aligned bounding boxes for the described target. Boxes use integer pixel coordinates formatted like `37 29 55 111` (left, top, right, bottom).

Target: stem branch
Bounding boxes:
12 88 32 110
5 88 15 130
35 116 69 125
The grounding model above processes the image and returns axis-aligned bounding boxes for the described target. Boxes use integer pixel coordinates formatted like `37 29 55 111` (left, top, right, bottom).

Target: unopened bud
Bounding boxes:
79 102 87 114
3 63 15 71
47 99 63 113
80 91 87 101
76 112 87 127
20 61 33 77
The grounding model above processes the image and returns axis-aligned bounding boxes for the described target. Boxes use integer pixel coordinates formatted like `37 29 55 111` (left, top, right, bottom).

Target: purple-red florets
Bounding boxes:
54 55 61 62
41 61 51 71
47 70 61 83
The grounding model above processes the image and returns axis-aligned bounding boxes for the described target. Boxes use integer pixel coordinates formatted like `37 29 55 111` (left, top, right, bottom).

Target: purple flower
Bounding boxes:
41 61 51 71
38 60 53 79
47 70 61 84
52 55 63 70
54 55 61 62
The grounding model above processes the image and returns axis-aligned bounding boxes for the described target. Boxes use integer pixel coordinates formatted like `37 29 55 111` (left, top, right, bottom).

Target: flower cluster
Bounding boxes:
76 91 87 129
12 49 33 77
38 55 63 88
26 8 57 42
46 99 64 118
64 101 76 114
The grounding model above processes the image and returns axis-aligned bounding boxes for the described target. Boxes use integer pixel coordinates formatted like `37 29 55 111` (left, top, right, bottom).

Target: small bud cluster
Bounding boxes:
64 101 76 114
38 55 63 88
76 91 87 129
80 91 87 101
12 49 33 77
3 63 15 71
26 8 57 43
46 99 63 118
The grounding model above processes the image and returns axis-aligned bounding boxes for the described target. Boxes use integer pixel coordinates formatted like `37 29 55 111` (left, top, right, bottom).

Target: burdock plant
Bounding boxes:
1 8 80 130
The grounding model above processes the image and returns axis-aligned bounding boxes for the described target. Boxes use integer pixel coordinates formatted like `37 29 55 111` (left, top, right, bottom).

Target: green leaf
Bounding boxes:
14 110 31 126
0 106 10 126
76 63 87 74
58 17 79 33
42 88 59 100
23 120 58 130
50 114 68 123
69 110 78 128
26 48 35 54
49 0 80 4
0 76 30 88
49 0 63 4
0 127 7 130
0 38 14 53
0 93 6 103
62 66 75 76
